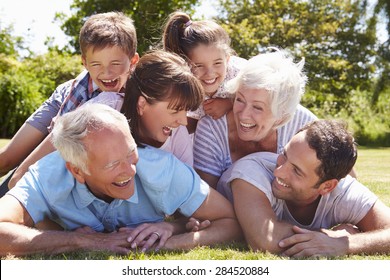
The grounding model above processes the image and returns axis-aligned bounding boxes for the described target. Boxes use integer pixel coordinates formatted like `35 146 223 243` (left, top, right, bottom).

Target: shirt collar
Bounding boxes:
73 179 139 208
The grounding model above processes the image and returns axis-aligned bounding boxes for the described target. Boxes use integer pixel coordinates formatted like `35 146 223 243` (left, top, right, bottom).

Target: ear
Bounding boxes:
318 179 338 195
131 52 139 65
81 56 87 68
137 96 147 116
66 162 86 184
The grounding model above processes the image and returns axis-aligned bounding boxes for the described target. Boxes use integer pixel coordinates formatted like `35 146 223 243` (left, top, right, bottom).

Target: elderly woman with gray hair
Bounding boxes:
193 48 317 191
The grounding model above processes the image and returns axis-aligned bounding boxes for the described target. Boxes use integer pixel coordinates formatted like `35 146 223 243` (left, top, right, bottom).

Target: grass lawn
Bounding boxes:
1 140 389 260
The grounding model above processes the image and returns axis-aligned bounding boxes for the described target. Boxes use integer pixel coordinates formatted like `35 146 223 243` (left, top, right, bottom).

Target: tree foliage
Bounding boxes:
0 50 83 138
57 0 198 55
217 0 378 109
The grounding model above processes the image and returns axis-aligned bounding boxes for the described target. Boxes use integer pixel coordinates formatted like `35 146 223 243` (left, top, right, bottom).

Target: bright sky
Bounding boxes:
0 0 386 55
0 0 73 54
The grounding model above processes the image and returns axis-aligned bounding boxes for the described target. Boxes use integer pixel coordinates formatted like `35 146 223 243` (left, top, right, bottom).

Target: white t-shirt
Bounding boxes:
219 152 378 230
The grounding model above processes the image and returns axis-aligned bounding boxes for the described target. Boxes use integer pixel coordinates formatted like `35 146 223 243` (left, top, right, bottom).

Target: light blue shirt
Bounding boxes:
8 147 209 232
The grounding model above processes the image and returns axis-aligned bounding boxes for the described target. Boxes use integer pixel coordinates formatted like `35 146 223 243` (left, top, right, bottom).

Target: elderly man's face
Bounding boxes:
80 125 138 202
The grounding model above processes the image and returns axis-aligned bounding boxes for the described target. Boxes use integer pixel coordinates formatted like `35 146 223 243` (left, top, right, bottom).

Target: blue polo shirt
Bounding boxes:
8 147 209 232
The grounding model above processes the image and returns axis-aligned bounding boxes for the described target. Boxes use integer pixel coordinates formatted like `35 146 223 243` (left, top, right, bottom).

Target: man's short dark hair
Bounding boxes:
299 119 357 182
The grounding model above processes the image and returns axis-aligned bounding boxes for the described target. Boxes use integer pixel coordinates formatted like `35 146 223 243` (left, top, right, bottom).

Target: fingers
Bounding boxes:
186 218 211 232
186 217 200 232
198 220 211 230
126 223 172 252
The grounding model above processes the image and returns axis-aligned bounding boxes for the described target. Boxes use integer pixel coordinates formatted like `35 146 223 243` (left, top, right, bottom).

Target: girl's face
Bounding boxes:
138 96 188 145
233 87 278 142
188 44 228 97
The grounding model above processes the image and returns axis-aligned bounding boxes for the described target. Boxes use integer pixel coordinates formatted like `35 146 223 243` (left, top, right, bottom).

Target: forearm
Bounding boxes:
245 220 294 254
9 135 56 189
0 223 83 256
163 217 242 250
347 229 390 255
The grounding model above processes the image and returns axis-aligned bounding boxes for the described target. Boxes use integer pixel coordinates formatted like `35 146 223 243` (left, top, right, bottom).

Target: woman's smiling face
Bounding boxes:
233 87 278 142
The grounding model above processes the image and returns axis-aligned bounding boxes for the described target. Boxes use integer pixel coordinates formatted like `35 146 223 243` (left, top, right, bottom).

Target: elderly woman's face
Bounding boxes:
233 87 278 142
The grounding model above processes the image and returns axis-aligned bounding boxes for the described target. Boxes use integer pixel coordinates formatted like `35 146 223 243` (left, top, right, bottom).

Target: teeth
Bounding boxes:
276 178 289 188
203 78 216 84
163 126 173 132
240 122 256 128
114 178 131 187
101 78 118 83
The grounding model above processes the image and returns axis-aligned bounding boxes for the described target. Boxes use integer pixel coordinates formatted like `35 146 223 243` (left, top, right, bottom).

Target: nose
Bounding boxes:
203 65 214 77
119 159 137 176
102 64 114 75
239 103 251 118
274 154 287 177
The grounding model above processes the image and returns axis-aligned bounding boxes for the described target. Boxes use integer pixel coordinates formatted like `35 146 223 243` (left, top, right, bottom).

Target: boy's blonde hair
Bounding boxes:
79 12 137 59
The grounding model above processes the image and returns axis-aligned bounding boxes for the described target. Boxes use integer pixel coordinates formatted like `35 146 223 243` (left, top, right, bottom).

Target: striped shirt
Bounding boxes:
193 104 317 177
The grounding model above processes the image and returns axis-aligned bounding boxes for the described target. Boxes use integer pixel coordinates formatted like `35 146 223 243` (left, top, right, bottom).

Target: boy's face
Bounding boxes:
188 44 228 98
82 46 138 92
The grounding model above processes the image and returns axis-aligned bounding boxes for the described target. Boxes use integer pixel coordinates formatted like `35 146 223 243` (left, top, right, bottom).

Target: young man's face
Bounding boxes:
82 45 138 92
271 131 324 206
188 44 228 97
79 125 138 202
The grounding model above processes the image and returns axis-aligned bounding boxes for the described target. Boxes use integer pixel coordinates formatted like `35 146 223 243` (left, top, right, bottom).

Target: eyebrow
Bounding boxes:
283 148 306 177
103 146 137 169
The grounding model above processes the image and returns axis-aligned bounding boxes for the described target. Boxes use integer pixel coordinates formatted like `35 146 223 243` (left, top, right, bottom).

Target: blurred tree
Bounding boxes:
0 50 83 137
371 0 390 105
56 0 198 55
0 24 24 58
217 0 378 109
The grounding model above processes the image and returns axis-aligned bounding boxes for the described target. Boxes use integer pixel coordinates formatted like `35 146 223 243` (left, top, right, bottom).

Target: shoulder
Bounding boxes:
85 92 124 110
334 175 377 198
136 146 198 190
295 104 317 119
231 152 277 180
12 151 75 203
221 152 277 198
197 114 228 132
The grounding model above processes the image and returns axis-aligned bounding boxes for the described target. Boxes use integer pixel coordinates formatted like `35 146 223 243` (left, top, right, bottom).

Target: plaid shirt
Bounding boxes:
58 70 102 116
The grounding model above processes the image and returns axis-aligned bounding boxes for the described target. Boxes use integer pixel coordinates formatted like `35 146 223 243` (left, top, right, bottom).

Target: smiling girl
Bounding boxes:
162 11 247 133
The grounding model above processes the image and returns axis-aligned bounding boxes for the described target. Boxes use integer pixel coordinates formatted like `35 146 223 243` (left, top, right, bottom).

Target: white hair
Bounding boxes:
226 48 307 127
51 103 130 173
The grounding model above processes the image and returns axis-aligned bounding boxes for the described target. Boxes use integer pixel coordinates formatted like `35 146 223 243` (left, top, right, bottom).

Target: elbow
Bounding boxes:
247 235 284 255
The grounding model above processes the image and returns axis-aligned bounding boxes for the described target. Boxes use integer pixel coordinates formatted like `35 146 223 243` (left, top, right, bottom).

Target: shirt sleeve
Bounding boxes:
220 152 277 203
136 147 209 217
26 80 73 134
161 126 194 166
329 176 378 226
193 115 231 177
84 91 124 111
7 168 53 224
